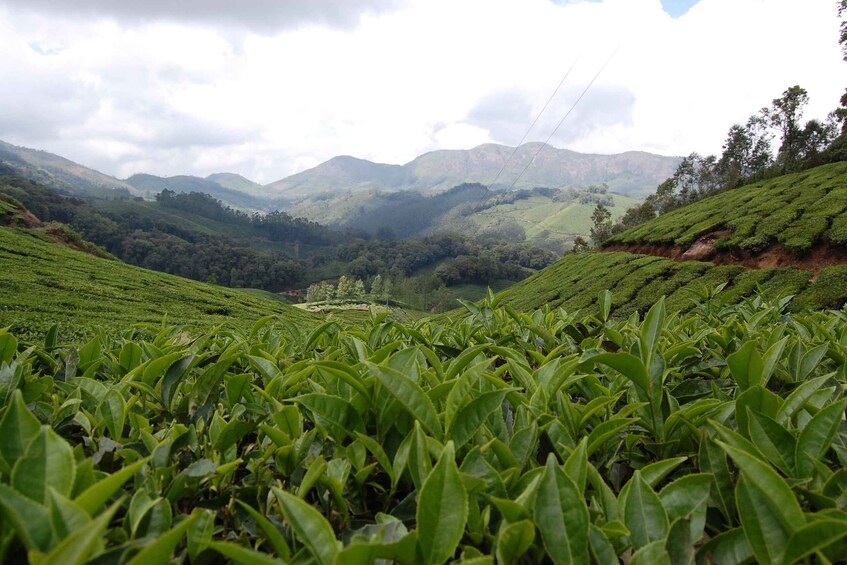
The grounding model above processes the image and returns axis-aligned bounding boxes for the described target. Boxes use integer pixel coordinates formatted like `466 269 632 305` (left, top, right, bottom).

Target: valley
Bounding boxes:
1 1 846 561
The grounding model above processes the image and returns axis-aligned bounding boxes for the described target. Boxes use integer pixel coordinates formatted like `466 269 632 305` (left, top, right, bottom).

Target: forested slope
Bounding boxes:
0 212 317 340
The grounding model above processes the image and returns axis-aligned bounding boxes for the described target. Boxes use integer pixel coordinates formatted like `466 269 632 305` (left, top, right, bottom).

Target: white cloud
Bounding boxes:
0 0 843 184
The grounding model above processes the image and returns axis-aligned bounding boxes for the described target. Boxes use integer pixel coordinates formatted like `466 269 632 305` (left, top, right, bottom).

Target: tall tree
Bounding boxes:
716 115 773 187
589 204 613 246
767 85 810 169
840 0 846 60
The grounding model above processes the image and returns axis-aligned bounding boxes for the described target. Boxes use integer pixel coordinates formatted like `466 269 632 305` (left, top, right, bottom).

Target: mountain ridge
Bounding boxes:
267 142 682 200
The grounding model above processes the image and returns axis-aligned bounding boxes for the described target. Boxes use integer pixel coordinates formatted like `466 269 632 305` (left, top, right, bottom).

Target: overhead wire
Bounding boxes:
506 45 620 192
486 55 580 189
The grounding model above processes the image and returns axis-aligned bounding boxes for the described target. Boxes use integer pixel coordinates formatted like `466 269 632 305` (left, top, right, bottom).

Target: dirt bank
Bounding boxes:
603 231 847 276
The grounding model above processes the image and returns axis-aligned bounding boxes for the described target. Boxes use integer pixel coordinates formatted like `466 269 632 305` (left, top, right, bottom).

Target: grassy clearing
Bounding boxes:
0 225 317 341
607 161 847 251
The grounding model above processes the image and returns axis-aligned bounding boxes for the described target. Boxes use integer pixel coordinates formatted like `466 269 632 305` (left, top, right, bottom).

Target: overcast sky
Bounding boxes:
0 0 843 184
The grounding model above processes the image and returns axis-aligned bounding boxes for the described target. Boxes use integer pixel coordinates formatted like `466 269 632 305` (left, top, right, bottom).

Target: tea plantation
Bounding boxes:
606 161 847 252
480 251 847 319
0 225 317 342
1 290 847 563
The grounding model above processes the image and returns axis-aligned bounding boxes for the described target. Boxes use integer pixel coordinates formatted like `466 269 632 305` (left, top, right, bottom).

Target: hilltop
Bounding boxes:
268 142 681 199
124 173 284 211
0 139 137 198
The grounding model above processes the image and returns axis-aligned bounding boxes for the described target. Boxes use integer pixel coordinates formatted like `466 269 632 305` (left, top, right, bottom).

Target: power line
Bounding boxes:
506 46 620 192
487 56 580 189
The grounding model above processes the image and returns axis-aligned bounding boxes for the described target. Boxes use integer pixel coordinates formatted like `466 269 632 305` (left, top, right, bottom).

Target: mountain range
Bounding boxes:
268 143 681 199
0 139 680 216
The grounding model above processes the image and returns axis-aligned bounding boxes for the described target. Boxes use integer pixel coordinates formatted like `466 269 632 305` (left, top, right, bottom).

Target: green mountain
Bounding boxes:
206 172 268 197
289 183 638 252
267 143 681 199
0 139 137 198
491 162 847 315
125 173 285 211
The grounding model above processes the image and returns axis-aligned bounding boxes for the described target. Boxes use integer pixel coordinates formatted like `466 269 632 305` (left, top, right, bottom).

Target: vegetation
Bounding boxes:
294 183 638 253
0 173 556 307
489 251 847 317
1 289 847 563
611 84 845 237
606 161 847 252
0 224 316 342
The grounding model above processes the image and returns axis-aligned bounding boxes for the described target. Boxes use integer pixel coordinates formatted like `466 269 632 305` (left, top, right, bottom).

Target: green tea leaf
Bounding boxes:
629 539 670 565
695 527 753 565
747 410 795 475
0 483 55 551
273 487 339 565
235 500 291 561
97 388 126 440
782 519 847 564
12 426 75 503
417 442 467 565
36 499 121 565
449 389 509 449
126 511 200 565
734 475 791 565
0 389 41 474
75 457 148 516
0 332 18 365
495 519 535 565
160 353 195 411
718 442 804 533
366 361 443 440
622 471 669 550
206 540 285 565
586 352 649 395
534 454 590 564
795 398 847 477
726 341 762 392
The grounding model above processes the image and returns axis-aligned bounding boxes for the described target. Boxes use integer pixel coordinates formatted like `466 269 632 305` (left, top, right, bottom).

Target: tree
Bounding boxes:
833 89 847 134
798 118 838 165
369 274 383 299
840 0 846 60
716 115 773 187
571 236 590 253
352 279 366 300
589 204 613 245
767 85 810 169
381 277 393 302
335 275 353 300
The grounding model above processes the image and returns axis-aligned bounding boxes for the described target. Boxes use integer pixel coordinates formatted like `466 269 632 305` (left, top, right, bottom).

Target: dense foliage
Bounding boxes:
0 175 556 299
607 161 847 252
0 222 315 342
1 290 847 563
494 250 847 317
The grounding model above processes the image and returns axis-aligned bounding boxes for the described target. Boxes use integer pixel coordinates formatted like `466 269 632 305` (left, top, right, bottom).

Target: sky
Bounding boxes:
0 0 843 184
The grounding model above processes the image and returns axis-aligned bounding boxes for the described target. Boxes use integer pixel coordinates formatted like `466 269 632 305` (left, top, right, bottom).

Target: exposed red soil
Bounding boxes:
0 208 41 228
603 231 847 275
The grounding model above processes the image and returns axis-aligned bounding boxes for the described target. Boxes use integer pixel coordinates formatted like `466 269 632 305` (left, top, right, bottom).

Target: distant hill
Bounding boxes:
0 139 137 198
206 172 267 197
125 173 284 210
288 183 638 252
267 143 681 199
